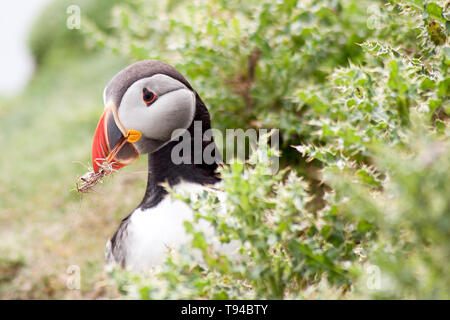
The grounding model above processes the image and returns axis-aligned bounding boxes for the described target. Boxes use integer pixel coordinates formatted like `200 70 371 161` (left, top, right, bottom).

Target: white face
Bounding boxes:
116 74 196 153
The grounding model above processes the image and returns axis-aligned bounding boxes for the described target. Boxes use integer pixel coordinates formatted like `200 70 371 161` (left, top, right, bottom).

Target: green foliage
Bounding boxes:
89 0 450 299
110 144 368 299
0 254 25 284
87 0 377 129
326 116 450 299
29 0 128 66
0 0 133 298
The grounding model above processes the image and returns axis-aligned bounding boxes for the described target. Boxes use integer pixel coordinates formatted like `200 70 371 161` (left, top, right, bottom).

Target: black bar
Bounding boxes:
0 300 447 318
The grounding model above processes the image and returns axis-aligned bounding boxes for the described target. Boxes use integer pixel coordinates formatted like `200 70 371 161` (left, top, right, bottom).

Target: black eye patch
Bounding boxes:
142 88 157 106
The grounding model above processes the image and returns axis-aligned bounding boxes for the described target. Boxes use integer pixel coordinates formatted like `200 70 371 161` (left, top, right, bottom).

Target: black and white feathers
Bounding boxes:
100 60 237 271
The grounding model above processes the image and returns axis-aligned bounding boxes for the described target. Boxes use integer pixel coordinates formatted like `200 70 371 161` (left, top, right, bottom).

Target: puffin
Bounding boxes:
89 60 235 272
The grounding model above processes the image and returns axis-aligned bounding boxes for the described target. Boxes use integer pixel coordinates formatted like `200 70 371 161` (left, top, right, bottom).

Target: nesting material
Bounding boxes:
76 160 117 193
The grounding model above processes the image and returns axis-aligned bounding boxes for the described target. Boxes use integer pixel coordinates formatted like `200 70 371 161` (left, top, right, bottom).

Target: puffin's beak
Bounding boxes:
91 102 141 173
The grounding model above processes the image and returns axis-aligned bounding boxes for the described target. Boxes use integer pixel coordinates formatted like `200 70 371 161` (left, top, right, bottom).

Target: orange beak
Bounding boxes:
91 103 141 173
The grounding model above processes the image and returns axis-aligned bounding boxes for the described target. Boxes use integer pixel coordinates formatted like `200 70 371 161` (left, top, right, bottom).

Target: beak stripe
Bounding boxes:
91 102 140 173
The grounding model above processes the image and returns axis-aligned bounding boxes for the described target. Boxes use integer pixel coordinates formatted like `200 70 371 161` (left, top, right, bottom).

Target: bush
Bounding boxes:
88 0 449 299
29 0 128 66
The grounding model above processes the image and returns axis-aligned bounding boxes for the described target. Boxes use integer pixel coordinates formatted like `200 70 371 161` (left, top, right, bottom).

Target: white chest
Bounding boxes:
122 183 214 272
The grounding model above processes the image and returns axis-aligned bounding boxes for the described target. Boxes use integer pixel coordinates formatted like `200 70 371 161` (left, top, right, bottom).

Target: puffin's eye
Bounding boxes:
142 88 157 106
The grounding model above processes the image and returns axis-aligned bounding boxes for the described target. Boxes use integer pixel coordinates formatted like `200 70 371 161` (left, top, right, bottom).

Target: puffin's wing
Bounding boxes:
105 216 131 268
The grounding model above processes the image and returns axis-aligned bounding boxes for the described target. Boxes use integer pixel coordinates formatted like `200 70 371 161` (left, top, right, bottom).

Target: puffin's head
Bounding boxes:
91 60 197 173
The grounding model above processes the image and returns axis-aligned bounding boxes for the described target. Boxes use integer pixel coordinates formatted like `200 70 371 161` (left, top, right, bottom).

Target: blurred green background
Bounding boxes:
0 0 140 299
0 0 448 299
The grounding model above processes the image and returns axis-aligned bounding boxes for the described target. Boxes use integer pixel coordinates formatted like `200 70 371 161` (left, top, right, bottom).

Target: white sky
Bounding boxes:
0 0 50 95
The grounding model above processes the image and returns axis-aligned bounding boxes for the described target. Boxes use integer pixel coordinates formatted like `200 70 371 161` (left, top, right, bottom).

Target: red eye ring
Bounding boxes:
142 88 157 105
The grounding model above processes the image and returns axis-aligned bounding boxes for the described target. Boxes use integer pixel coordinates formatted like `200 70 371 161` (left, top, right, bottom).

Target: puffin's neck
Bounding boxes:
138 94 220 210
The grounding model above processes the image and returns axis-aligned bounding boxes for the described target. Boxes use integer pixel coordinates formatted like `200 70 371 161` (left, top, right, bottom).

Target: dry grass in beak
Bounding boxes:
76 161 117 193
